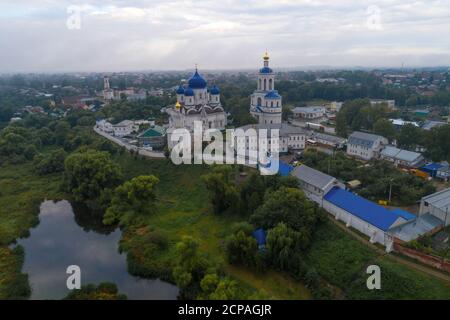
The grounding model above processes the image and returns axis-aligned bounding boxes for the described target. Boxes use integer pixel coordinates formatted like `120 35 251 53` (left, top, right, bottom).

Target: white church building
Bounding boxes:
250 52 283 125
166 68 227 149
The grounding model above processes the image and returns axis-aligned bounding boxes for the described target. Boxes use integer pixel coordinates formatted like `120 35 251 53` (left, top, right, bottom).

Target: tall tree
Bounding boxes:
201 166 240 214
250 187 318 233
64 150 123 205
397 124 423 150
103 175 160 225
373 118 397 143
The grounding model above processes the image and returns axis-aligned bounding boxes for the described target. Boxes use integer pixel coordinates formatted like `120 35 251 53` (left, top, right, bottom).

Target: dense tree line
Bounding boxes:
335 99 397 137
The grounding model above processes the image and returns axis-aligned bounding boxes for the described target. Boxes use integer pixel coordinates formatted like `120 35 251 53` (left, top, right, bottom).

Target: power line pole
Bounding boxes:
388 179 393 205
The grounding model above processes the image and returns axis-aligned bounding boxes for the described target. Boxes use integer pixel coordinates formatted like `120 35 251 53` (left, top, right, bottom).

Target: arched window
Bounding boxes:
259 79 262 90
269 78 273 90
257 97 262 106
271 101 274 107
264 79 267 91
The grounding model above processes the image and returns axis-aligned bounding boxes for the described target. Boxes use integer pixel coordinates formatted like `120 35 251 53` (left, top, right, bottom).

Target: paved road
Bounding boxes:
328 217 450 283
93 127 165 159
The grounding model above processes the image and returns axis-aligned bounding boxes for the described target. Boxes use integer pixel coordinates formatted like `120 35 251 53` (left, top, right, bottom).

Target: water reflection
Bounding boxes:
16 200 179 300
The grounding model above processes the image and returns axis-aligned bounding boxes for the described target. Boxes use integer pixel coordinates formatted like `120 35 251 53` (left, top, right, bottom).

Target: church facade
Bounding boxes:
249 52 282 125
166 69 227 149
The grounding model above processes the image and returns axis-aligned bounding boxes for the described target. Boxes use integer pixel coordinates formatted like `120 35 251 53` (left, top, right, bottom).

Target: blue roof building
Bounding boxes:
420 163 444 177
389 208 416 221
323 187 414 251
324 187 409 231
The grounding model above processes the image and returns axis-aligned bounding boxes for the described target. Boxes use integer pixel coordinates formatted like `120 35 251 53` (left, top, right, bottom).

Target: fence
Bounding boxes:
393 240 450 273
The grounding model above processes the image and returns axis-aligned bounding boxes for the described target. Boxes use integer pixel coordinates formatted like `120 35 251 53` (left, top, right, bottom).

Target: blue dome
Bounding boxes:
210 86 220 95
260 67 273 74
188 70 207 89
184 87 194 96
176 85 184 94
265 91 281 99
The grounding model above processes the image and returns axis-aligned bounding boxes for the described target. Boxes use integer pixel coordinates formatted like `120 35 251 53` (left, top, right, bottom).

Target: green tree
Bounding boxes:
172 236 213 299
423 124 450 161
54 121 71 146
63 282 127 300
201 166 240 214
225 228 259 267
373 118 397 143
64 149 123 205
266 223 308 270
397 124 423 150
336 109 348 137
240 173 265 214
103 175 160 225
34 149 67 175
250 187 318 232
198 274 242 300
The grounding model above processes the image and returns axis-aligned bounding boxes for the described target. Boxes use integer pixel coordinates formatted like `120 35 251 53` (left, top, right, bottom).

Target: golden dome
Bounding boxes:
263 51 270 60
175 101 181 109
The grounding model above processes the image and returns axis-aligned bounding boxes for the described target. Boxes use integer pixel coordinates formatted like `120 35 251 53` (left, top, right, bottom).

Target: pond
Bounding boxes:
15 200 179 300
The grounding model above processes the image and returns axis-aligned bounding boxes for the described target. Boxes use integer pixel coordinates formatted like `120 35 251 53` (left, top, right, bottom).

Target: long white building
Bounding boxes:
323 187 414 251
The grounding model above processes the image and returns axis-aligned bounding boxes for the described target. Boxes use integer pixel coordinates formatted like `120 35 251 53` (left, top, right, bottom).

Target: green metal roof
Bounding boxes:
138 126 166 138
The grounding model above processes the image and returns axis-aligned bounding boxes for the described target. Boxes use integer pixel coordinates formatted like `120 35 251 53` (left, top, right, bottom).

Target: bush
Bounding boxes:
34 149 67 175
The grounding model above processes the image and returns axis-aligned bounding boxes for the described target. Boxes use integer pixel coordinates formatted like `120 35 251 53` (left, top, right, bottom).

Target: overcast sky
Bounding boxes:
1 0 450 72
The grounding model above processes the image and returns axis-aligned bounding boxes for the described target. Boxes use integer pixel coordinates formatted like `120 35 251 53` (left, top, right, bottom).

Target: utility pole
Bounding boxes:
388 179 393 205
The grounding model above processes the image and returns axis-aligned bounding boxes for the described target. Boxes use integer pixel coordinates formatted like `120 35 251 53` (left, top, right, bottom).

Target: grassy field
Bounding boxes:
114 154 311 299
0 246 30 299
305 221 450 299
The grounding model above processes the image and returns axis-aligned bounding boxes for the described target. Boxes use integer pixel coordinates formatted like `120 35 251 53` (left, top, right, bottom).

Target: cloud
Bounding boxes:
0 0 449 72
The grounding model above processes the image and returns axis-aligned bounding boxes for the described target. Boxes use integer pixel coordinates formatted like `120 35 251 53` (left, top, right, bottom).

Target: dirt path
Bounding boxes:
328 217 450 283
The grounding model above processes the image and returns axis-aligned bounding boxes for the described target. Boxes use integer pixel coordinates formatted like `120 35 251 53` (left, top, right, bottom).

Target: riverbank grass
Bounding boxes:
0 162 64 299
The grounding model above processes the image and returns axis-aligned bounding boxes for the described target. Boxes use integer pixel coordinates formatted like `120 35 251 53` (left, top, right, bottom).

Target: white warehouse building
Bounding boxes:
323 187 415 251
